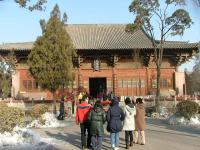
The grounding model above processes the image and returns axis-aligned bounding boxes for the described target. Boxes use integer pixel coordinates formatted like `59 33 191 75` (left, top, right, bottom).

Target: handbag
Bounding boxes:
106 122 110 132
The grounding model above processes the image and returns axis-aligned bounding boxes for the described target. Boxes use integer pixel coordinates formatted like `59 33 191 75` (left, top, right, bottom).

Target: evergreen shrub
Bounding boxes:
199 105 200 114
0 105 24 133
31 104 49 119
176 101 199 119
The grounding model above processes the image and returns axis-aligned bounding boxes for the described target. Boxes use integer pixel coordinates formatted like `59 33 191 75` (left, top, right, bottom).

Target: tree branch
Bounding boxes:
163 20 179 37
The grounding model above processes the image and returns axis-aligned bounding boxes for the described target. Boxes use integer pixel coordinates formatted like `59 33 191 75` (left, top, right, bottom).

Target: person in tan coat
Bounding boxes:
135 98 146 145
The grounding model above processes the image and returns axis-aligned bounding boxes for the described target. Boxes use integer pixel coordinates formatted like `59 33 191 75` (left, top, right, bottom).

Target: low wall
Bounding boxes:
1 98 200 112
0 99 78 116
144 99 200 108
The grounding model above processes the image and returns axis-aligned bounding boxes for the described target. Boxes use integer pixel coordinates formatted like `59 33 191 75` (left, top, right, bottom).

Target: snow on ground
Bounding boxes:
27 112 66 128
0 112 68 149
0 126 69 150
0 126 41 149
168 115 200 127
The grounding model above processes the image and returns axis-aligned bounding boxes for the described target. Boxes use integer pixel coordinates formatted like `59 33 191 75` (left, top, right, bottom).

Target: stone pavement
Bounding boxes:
31 117 200 150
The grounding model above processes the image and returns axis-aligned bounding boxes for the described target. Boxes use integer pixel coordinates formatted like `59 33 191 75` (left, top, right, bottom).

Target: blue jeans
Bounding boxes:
91 135 102 150
110 132 120 147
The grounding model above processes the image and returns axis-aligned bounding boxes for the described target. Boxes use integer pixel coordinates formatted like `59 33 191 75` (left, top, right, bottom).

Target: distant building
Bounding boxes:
0 24 199 100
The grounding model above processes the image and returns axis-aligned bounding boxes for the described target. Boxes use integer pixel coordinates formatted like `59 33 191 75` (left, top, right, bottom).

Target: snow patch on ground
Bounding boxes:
0 112 68 149
0 129 70 150
0 126 40 148
27 112 66 128
188 116 200 126
168 115 200 127
0 128 68 150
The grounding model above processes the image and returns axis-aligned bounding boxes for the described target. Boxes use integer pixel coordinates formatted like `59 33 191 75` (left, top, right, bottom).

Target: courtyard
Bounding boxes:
3 117 200 150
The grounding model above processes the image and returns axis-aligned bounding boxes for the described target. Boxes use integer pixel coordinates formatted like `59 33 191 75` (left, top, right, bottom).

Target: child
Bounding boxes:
123 97 136 149
88 101 106 150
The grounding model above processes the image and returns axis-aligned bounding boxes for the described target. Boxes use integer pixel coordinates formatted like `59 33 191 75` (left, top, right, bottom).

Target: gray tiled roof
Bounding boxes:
0 42 32 51
162 41 199 49
65 24 153 49
0 24 199 51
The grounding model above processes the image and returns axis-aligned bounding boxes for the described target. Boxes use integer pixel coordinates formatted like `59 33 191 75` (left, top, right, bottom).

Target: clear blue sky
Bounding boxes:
0 0 200 71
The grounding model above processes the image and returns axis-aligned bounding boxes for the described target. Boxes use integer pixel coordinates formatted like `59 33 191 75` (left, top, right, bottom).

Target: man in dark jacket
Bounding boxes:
57 96 65 120
76 95 92 149
106 97 125 150
88 101 106 150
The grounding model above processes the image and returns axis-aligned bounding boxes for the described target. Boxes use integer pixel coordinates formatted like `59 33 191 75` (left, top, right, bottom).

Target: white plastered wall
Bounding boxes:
11 70 20 97
174 72 186 95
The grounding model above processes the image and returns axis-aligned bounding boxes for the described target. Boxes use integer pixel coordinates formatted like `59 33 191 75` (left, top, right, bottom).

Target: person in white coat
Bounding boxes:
123 97 136 149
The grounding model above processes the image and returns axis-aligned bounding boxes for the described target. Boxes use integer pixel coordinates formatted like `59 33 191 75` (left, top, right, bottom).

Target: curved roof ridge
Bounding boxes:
0 24 199 51
66 23 127 26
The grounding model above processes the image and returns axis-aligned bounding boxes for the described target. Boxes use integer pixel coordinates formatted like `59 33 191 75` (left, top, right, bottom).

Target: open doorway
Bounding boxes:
89 77 107 99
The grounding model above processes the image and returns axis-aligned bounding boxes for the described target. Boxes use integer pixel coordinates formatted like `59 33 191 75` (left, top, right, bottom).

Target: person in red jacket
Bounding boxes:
76 95 92 150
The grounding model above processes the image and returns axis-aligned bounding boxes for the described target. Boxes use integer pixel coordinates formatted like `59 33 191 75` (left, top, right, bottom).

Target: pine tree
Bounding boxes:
28 4 76 113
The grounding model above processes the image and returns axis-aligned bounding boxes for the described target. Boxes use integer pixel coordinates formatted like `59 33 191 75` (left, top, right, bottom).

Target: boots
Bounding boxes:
126 144 129 149
126 141 129 149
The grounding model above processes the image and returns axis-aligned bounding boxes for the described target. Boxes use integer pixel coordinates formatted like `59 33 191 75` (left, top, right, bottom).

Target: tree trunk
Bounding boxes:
58 84 65 119
53 92 57 114
156 64 161 113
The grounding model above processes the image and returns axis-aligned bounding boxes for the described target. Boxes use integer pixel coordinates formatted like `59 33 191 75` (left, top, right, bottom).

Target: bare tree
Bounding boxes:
128 0 192 112
193 0 200 6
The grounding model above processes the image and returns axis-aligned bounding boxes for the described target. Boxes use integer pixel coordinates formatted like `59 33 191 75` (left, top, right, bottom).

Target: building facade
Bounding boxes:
0 24 199 100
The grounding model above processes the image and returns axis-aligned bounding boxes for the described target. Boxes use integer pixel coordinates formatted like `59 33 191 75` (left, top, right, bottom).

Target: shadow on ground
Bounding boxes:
1 142 60 150
45 130 127 150
146 118 200 137
45 130 81 149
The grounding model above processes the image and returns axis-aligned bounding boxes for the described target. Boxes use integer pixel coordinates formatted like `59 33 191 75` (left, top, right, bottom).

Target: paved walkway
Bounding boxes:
31 118 200 150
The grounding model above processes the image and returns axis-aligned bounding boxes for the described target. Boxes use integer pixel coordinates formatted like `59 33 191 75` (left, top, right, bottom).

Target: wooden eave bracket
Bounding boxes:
110 55 118 67
72 56 83 68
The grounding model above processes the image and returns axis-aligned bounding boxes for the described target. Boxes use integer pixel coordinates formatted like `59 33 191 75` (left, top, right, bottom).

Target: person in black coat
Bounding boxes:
106 97 125 150
57 96 65 120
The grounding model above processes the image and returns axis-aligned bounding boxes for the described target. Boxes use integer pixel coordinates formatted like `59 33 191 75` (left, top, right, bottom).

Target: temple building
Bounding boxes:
0 24 199 100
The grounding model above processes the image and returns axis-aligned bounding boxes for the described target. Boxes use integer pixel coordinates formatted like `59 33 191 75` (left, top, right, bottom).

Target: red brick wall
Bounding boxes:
16 64 176 99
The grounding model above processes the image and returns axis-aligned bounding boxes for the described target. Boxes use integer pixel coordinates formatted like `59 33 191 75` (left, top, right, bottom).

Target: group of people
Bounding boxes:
76 95 146 150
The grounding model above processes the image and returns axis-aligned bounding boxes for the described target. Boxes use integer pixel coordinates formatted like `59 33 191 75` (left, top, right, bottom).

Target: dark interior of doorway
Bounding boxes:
89 77 107 98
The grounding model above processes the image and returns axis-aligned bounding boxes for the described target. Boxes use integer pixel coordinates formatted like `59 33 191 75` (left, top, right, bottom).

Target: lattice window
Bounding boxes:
23 80 32 90
118 80 123 88
33 80 39 89
160 79 168 88
132 80 138 88
123 80 127 88
127 80 132 88
151 78 170 88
